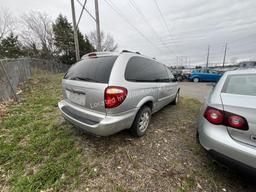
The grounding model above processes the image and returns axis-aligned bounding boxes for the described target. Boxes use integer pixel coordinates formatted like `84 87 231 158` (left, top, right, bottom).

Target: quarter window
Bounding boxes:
125 56 169 82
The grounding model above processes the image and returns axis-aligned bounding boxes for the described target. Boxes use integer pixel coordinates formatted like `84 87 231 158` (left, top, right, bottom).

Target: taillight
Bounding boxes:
226 114 247 130
204 107 224 124
204 106 248 130
105 86 127 108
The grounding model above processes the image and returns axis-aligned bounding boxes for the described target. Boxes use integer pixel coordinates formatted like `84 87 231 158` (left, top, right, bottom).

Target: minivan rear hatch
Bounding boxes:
62 56 118 114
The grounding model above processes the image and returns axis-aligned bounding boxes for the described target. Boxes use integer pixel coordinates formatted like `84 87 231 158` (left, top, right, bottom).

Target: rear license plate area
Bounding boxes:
66 90 86 106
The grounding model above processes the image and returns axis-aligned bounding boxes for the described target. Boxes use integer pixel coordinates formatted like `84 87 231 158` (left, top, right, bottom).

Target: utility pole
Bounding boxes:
71 0 80 61
179 56 182 66
222 42 228 68
206 45 210 70
94 0 101 51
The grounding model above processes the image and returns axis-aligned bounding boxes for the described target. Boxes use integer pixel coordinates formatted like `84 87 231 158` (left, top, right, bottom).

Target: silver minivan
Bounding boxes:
58 51 179 137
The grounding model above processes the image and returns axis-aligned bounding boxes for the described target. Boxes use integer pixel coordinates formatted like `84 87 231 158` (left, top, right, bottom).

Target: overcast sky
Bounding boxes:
1 0 256 66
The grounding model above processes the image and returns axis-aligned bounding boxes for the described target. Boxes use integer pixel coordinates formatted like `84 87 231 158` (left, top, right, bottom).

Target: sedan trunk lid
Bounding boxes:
221 93 256 147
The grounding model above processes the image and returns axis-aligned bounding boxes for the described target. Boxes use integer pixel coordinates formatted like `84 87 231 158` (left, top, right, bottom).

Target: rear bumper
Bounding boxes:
198 117 256 169
58 100 138 136
208 150 256 174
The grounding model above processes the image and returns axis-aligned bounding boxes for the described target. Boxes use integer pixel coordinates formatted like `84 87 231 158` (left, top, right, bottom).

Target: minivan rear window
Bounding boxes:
222 74 256 96
64 56 118 83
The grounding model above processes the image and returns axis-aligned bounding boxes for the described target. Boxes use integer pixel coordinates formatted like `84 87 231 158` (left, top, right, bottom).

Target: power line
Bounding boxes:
152 0 172 37
76 0 96 22
74 0 102 52
103 0 163 53
152 0 179 55
229 33 256 44
128 0 175 55
76 0 88 28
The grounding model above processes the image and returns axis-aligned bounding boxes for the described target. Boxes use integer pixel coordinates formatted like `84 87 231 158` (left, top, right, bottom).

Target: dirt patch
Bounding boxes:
70 98 255 192
0 100 13 118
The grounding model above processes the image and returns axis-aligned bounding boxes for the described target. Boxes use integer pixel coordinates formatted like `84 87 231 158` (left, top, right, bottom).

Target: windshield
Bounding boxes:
64 56 118 83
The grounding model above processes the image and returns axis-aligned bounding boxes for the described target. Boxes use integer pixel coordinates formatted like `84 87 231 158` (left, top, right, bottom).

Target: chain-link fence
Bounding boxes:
0 58 70 101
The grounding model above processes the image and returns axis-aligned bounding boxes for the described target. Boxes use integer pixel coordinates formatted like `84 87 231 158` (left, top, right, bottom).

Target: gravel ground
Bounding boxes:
179 82 213 102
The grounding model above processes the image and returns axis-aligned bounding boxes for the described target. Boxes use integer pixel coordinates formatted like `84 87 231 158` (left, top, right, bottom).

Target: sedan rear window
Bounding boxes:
222 74 256 96
64 56 118 83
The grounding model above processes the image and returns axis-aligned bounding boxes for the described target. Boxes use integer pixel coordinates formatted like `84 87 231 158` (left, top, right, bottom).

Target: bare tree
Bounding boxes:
20 11 54 57
88 31 118 52
0 7 15 40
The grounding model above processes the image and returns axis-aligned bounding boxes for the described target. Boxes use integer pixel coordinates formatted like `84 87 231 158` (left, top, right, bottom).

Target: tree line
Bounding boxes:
0 8 118 65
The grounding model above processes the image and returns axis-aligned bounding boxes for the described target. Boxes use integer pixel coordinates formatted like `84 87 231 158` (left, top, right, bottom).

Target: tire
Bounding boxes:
196 130 200 144
130 105 151 137
193 77 200 83
171 90 180 105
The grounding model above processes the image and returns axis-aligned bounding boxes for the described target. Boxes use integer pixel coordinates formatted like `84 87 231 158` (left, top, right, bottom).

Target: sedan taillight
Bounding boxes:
105 86 127 108
204 106 248 130
204 107 224 124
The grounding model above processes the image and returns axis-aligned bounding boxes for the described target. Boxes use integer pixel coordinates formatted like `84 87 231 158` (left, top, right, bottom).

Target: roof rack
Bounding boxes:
81 52 118 59
121 50 141 55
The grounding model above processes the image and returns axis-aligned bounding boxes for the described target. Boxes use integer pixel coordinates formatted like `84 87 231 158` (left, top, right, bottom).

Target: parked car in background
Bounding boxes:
239 61 256 69
188 69 223 82
168 67 192 82
58 51 180 137
198 69 256 172
181 69 193 80
169 68 183 81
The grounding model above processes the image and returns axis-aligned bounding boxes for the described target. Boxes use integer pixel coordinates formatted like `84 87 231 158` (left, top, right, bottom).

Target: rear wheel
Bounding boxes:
130 106 151 137
171 90 180 105
193 77 200 83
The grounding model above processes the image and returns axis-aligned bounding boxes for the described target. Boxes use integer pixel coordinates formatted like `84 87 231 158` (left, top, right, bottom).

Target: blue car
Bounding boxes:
188 70 223 82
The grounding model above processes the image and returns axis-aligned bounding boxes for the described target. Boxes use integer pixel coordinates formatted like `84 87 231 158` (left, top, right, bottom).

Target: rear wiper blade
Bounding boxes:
70 77 99 82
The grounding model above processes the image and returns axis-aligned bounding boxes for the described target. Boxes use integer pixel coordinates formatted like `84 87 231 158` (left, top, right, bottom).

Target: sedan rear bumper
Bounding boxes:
208 150 256 175
198 117 256 169
58 100 138 136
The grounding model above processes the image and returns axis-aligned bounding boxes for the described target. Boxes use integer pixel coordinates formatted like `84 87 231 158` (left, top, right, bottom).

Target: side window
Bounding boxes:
125 56 169 82
153 61 169 81
210 70 217 74
166 67 175 80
